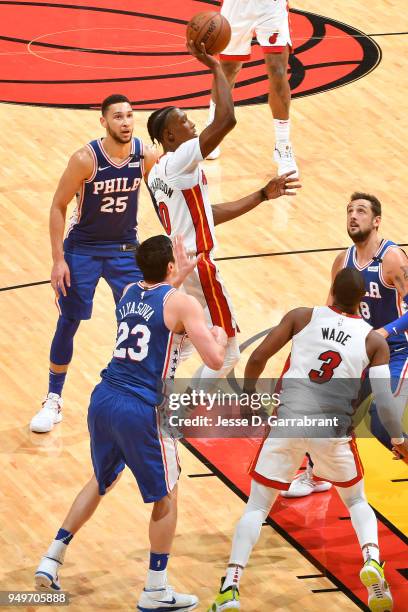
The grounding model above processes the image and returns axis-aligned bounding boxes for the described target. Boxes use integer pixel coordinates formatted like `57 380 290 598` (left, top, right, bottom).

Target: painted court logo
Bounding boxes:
0 0 381 109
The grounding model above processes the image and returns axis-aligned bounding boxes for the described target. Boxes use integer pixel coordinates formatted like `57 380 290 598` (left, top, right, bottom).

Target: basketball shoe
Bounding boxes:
137 586 198 611
360 559 393 612
30 393 63 433
207 579 240 611
35 540 67 591
273 142 298 177
280 465 332 498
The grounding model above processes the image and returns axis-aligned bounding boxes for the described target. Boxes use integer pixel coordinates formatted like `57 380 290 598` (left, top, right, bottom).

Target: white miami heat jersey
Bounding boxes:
280 306 373 418
148 138 217 254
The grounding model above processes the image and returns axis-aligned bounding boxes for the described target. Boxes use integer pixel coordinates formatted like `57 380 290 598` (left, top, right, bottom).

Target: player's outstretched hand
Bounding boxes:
262 171 302 199
172 234 202 288
392 438 408 464
187 40 220 70
51 258 71 297
211 325 228 347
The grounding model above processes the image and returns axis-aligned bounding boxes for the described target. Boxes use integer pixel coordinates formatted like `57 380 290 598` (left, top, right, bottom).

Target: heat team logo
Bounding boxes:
0 0 381 108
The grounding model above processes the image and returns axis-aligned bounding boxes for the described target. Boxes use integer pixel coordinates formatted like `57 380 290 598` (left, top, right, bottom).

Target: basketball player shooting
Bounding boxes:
208 268 406 612
34 235 227 611
145 40 300 393
206 0 298 177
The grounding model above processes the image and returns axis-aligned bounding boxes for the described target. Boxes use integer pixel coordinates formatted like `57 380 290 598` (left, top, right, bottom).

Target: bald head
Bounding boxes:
332 268 366 310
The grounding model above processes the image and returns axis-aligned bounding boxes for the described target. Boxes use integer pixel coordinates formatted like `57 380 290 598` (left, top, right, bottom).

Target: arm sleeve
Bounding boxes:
164 138 204 181
369 364 404 438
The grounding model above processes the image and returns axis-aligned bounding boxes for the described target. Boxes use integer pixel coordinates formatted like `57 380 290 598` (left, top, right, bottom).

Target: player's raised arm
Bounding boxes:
366 330 407 459
49 147 93 297
212 171 301 226
376 247 408 337
243 308 311 391
164 292 227 371
187 41 236 158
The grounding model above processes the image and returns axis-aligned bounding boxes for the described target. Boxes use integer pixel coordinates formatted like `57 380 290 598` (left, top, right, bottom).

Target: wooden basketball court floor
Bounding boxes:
0 0 407 610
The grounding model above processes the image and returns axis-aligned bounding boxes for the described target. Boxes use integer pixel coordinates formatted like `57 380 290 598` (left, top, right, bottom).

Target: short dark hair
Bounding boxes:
101 94 132 116
147 106 177 144
332 268 366 307
136 235 174 282
350 192 382 217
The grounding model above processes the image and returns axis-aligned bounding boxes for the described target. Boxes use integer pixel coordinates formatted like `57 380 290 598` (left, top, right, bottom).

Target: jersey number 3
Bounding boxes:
308 350 342 384
113 322 151 361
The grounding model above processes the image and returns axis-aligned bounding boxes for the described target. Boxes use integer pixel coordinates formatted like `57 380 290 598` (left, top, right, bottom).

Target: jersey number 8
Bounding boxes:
113 322 151 361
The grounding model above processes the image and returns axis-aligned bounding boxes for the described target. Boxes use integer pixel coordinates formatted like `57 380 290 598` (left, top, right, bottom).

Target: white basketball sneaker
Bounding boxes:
360 559 393 612
280 467 332 498
273 142 299 177
137 585 198 611
30 393 63 433
35 540 67 591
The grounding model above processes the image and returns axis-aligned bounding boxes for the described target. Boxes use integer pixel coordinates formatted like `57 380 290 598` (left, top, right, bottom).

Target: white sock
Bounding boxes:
335 481 380 563
223 565 243 590
226 481 278 584
45 540 67 565
146 568 167 590
362 543 380 563
208 99 216 124
274 118 290 144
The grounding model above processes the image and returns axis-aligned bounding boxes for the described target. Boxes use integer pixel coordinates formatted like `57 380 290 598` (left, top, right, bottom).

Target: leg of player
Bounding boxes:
336 481 393 612
207 480 278 611
264 48 298 177
138 485 198 611
206 60 242 160
34 473 121 591
30 316 81 433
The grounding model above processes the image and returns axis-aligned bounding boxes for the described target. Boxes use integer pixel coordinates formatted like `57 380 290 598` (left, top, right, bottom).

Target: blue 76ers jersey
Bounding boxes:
101 282 184 405
344 239 408 350
64 137 144 256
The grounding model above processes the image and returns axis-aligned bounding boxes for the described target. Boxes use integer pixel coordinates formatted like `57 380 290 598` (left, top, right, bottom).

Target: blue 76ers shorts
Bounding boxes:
88 380 180 503
57 251 142 320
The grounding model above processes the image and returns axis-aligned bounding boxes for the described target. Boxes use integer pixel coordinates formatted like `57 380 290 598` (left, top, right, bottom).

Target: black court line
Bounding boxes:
181 439 369 611
2 243 408 292
187 473 216 478
368 32 408 36
397 568 408 580
297 574 325 579
312 588 341 593
391 478 408 483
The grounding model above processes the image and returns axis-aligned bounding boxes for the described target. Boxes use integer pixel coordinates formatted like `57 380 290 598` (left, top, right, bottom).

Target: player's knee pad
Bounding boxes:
50 316 81 365
224 336 240 371
336 480 366 509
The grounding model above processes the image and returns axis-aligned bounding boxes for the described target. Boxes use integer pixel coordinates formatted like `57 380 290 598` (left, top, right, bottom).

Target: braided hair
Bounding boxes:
147 106 177 145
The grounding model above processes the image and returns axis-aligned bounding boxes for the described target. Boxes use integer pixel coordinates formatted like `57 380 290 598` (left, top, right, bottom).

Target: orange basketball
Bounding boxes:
186 11 231 55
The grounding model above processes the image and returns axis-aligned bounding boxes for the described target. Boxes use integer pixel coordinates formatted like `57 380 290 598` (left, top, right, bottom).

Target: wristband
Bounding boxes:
391 437 405 445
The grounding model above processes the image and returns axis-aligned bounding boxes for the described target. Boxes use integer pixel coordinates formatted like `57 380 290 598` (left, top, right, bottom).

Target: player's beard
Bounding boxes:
106 124 133 144
347 227 372 243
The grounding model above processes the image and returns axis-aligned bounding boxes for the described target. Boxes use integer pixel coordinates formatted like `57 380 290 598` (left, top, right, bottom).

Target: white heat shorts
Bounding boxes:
220 0 292 59
250 435 364 489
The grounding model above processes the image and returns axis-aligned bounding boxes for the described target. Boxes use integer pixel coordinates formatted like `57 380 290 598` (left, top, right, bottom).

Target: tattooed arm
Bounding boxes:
376 247 408 337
